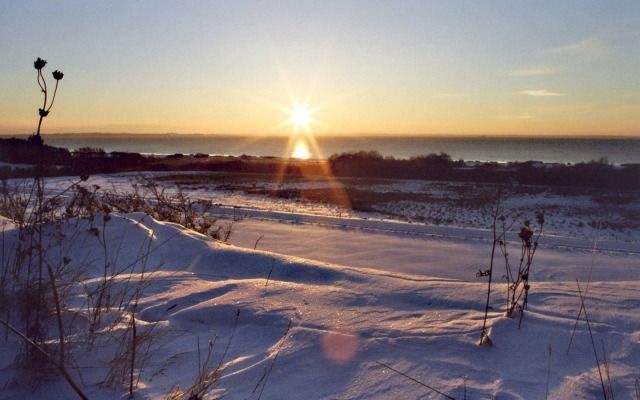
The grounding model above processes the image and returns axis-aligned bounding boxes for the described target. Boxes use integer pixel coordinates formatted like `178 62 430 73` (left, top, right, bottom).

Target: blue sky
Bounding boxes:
1 1 638 136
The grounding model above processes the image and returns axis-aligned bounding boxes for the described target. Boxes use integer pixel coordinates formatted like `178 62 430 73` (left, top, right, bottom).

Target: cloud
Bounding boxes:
521 90 565 97
546 37 614 58
510 66 563 77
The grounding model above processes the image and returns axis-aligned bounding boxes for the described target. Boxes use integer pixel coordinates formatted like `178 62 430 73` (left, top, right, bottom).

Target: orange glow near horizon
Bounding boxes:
292 140 311 159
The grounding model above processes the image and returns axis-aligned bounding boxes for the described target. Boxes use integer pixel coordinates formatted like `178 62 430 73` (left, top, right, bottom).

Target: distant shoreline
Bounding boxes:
3 133 639 165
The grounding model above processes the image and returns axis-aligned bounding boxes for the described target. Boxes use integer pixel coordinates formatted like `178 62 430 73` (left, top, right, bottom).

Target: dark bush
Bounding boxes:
0 137 72 165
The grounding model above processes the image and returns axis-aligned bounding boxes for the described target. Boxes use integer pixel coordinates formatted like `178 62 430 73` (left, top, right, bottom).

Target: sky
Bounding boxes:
1 1 639 137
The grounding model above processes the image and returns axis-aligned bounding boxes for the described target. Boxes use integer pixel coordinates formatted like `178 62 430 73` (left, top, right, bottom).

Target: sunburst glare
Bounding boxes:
283 97 320 158
260 78 352 210
290 106 313 130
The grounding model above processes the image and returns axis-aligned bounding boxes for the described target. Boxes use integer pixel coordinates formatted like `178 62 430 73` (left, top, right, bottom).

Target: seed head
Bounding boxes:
52 70 64 80
518 226 533 244
34 57 47 70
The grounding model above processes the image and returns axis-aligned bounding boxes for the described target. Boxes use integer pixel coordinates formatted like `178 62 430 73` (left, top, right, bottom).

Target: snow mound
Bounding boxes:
1 212 639 399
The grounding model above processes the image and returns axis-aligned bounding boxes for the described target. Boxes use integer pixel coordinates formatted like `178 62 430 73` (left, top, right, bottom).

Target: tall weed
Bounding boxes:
477 197 544 345
0 174 232 397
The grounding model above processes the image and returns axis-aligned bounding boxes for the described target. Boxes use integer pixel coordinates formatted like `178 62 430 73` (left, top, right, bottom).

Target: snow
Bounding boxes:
1 173 639 399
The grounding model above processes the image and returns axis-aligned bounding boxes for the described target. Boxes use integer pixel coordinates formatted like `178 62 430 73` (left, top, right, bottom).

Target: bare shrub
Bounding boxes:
0 175 199 397
103 175 233 242
477 197 544 345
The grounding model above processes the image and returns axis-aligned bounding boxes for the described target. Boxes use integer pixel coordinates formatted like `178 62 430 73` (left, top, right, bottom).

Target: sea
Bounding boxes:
10 134 640 165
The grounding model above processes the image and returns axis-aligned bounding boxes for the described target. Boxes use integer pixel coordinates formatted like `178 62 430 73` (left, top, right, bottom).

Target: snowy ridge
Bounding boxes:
1 208 639 399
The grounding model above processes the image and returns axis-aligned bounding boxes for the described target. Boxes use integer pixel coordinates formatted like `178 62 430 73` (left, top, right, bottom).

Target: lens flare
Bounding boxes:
320 328 360 364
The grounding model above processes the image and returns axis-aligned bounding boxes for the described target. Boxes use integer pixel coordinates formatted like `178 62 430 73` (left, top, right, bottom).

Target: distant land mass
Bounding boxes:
2 133 637 165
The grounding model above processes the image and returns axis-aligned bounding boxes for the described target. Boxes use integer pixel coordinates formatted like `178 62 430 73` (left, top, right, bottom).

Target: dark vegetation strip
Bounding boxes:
2 139 639 191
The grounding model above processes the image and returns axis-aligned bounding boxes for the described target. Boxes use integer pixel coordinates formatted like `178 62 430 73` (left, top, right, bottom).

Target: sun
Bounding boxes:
289 105 313 130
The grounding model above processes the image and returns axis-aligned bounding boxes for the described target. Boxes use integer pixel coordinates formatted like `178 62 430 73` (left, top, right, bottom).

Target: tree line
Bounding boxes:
1 139 638 190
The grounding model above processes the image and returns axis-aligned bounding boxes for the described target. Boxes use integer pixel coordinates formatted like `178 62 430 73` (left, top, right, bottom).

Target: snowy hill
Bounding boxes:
1 175 639 399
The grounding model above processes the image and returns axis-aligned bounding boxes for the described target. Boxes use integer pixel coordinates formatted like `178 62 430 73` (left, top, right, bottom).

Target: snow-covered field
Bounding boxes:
1 172 639 399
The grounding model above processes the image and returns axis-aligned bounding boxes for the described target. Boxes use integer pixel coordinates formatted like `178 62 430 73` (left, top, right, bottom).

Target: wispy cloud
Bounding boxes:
510 66 563 77
498 114 534 121
521 90 565 97
546 37 614 58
